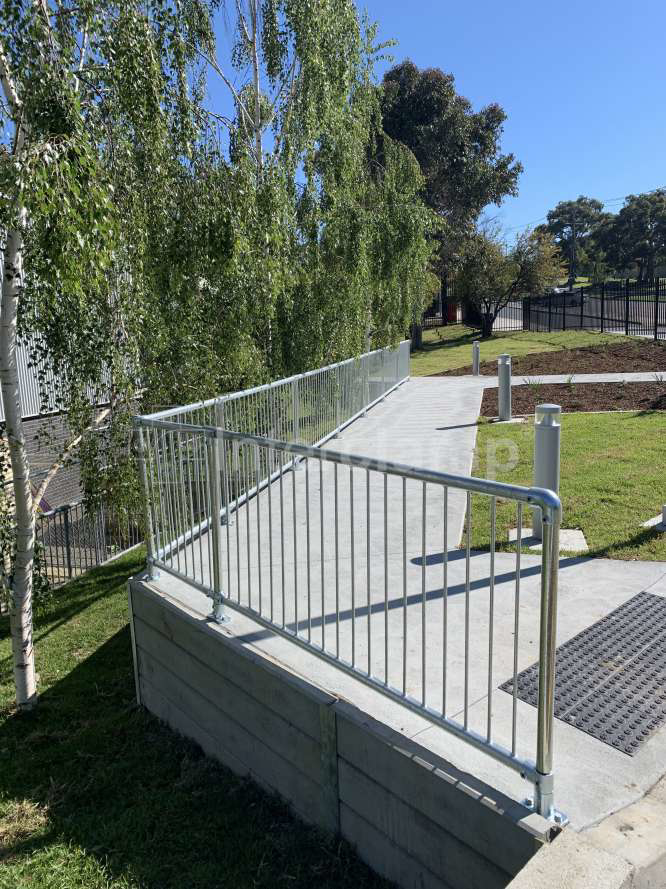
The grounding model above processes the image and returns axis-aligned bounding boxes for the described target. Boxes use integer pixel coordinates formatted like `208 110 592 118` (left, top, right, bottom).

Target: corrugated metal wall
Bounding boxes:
2 340 61 421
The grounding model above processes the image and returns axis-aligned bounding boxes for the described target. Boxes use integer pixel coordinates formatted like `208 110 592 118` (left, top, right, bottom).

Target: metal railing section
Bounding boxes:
135 406 562 821
142 340 410 435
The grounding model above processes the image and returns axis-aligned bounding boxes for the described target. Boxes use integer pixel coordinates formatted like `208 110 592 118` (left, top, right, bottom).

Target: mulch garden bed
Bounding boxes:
440 340 666 376
480 381 666 417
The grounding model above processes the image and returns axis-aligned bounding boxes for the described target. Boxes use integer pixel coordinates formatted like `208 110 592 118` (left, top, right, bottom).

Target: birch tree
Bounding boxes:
0 0 214 708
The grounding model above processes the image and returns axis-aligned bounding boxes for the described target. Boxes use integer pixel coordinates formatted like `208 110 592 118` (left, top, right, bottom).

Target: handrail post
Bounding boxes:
215 399 228 524
207 429 227 623
334 365 342 436
135 426 159 579
535 498 560 818
292 376 303 469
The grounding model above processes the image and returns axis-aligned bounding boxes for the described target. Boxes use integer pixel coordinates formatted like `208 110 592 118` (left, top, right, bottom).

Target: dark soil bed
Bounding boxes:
441 340 666 376
480 381 666 417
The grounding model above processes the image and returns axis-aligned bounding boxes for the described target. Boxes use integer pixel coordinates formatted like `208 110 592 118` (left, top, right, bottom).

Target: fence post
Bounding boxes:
135 426 158 578
654 279 660 342
535 495 560 819
562 294 566 331
547 292 552 332
580 287 584 329
207 430 227 623
63 505 73 579
625 285 630 335
600 282 605 333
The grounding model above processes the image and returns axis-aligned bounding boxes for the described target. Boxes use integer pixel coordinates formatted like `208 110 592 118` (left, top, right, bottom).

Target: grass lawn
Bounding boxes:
410 326 630 377
471 411 666 561
0 552 390 889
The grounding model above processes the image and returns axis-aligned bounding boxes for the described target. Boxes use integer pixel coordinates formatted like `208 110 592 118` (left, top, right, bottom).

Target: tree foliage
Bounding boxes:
456 230 563 337
538 189 666 283
0 0 433 706
596 191 666 281
535 196 604 284
379 60 522 278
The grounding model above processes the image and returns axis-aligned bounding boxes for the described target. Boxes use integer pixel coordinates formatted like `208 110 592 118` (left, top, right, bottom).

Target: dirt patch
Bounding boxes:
0 800 48 860
440 340 666 376
480 381 666 417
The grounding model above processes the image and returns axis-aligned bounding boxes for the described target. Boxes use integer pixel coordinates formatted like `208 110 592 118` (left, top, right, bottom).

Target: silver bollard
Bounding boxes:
472 341 481 376
533 404 561 539
497 354 512 421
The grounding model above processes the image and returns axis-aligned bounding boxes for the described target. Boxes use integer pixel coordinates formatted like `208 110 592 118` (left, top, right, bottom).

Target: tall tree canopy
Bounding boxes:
379 60 522 281
596 191 666 281
536 196 605 285
0 0 433 707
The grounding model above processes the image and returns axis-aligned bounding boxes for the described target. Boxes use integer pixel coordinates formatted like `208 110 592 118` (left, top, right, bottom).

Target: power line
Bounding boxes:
503 185 666 234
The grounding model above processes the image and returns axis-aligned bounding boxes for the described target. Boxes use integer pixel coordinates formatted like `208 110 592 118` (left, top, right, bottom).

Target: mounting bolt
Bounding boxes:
523 797 534 809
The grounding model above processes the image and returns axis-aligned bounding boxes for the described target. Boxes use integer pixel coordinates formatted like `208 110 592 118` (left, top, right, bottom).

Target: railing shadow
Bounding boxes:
233 552 588 646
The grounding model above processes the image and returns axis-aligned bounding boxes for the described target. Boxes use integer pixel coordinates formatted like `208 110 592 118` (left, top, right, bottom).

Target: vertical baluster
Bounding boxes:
384 474 388 686
350 466 356 666
305 456 311 641
255 444 262 615
367 468 371 676
320 458 325 651
292 452 298 634
335 462 340 657
487 496 496 741
421 482 427 706
442 486 448 716
464 491 471 729
402 476 407 696
512 502 523 756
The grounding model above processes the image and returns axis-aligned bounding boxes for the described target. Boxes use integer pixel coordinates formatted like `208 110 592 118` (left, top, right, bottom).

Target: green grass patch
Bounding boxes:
471 412 666 561
0 553 390 889
410 326 629 377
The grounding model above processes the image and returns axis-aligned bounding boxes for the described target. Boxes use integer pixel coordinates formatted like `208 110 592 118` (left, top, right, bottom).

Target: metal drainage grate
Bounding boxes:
501 591 666 755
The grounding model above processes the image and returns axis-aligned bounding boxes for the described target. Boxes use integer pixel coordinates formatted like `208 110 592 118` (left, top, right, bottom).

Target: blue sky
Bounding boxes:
359 0 666 233
211 1 666 235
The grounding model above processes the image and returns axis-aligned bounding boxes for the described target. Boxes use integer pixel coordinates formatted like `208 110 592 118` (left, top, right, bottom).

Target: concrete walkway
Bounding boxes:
472 371 664 387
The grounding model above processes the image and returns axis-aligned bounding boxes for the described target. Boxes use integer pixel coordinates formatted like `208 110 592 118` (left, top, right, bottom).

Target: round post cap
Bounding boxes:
497 353 512 364
535 403 561 425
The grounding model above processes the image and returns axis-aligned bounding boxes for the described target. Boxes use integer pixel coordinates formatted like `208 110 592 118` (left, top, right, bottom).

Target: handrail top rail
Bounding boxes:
134 416 561 520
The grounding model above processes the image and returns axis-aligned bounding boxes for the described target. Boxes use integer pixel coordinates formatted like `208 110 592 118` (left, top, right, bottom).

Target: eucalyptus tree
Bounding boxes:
0 0 214 708
596 191 666 281
379 60 522 290
536 196 604 285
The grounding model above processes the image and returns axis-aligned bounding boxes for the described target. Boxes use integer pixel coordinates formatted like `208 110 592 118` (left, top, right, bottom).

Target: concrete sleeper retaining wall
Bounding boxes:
129 578 556 889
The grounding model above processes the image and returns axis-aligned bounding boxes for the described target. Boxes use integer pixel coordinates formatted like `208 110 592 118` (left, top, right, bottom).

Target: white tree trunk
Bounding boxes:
1 213 37 709
250 0 263 180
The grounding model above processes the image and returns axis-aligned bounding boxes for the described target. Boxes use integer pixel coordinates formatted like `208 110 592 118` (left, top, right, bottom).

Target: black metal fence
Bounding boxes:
523 280 666 340
36 501 142 587
423 279 666 340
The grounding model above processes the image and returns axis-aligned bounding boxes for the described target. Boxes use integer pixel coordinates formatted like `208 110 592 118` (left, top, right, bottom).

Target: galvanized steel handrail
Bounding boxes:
134 340 562 821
